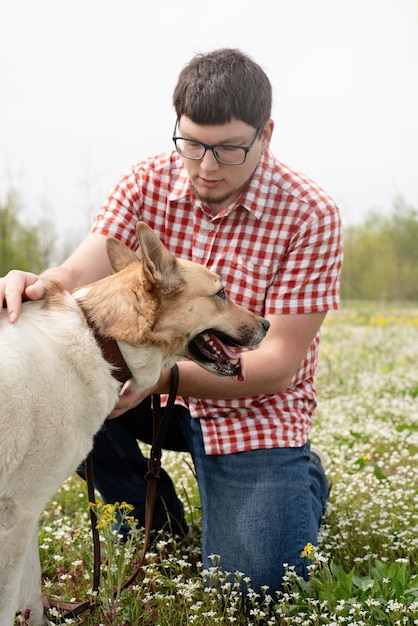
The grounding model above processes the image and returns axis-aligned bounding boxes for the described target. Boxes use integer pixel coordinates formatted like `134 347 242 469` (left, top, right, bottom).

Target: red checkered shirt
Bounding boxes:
92 149 343 455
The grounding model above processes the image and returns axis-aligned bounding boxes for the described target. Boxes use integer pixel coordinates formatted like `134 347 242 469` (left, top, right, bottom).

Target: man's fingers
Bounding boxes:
3 289 23 323
25 279 48 300
0 272 45 323
107 385 153 420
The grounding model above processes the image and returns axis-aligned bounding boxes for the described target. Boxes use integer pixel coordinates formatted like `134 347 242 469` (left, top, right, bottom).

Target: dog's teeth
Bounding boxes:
199 333 240 368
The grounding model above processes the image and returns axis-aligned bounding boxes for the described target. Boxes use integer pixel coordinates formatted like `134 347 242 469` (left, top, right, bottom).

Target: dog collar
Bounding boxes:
80 308 133 385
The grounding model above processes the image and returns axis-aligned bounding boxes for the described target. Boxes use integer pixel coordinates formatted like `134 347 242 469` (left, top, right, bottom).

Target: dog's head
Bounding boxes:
87 222 269 380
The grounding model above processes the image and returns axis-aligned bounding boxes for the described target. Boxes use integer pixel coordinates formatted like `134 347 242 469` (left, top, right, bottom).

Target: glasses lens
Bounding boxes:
173 135 248 165
175 139 205 160
214 146 247 165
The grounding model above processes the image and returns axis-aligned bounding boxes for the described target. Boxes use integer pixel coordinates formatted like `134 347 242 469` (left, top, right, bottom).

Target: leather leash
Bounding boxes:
120 362 179 591
42 327 180 622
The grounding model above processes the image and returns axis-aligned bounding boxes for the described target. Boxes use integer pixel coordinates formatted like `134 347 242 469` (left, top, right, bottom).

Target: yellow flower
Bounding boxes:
88 500 135 530
301 542 315 559
119 501 135 512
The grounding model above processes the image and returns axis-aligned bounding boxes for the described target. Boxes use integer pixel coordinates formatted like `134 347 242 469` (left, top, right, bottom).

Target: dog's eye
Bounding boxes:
216 288 226 300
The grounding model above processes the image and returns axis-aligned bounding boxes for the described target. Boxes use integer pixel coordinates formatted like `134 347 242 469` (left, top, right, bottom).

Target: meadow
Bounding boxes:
22 302 418 625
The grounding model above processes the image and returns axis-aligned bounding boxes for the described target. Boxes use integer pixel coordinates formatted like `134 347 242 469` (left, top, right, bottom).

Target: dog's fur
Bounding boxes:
0 222 269 625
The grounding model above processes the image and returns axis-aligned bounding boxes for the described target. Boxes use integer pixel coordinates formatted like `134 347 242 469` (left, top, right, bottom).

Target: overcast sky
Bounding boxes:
1 0 417 244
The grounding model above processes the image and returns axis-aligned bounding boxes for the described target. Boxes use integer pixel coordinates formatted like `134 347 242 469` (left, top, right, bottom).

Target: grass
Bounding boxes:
19 301 418 625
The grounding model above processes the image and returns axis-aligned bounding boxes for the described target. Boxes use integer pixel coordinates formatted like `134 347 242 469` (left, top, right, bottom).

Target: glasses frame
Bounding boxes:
172 120 264 165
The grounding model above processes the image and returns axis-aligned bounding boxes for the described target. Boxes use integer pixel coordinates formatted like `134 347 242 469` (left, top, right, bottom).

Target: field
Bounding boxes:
21 302 418 625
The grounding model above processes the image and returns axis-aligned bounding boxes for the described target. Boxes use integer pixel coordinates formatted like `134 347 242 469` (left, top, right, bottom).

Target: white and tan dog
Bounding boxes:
0 222 269 626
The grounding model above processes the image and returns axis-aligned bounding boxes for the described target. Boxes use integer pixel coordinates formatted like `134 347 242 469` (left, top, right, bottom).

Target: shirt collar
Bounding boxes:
169 151 274 220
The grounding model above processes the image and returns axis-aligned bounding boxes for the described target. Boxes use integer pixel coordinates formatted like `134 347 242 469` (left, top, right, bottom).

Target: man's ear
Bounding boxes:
261 118 274 150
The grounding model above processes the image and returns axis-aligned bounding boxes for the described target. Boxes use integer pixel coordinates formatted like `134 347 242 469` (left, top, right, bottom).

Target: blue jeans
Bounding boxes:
80 399 329 594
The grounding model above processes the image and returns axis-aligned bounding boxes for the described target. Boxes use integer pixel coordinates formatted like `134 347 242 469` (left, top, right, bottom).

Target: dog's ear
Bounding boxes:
106 237 139 273
136 222 184 295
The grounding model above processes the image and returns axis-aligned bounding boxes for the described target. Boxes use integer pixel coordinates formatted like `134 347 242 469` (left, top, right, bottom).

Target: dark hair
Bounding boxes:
172 48 272 128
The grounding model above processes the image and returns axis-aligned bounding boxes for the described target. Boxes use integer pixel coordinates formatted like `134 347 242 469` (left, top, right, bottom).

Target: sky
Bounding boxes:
1 0 417 246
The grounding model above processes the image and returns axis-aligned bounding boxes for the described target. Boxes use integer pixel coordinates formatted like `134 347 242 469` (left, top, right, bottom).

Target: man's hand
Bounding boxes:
0 270 46 323
107 380 155 419
107 368 173 419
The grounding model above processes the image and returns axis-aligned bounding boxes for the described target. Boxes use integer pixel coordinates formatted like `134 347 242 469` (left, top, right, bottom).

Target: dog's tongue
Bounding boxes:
209 333 245 381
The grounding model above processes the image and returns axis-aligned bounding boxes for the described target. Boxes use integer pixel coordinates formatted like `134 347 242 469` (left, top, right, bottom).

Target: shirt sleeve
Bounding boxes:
265 201 343 316
91 165 143 250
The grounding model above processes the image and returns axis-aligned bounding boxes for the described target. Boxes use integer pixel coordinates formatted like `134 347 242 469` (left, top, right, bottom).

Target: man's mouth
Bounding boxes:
198 176 221 189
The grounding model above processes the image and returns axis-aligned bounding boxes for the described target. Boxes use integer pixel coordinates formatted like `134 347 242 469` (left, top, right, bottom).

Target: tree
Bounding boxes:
0 188 56 275
341 196 418 300
389 197 418 299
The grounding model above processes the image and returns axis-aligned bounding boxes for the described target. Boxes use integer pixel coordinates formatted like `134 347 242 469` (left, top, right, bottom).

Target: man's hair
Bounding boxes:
173 48 272 128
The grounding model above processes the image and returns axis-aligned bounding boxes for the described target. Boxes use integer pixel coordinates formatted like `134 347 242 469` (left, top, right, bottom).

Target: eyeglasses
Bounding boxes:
172 120 264 165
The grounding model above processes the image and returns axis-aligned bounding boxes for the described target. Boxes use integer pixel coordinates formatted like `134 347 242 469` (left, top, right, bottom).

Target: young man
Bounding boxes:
0 48 342 594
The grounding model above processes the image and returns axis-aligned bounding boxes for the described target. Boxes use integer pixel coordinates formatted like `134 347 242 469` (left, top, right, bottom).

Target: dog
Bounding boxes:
0 221 269 625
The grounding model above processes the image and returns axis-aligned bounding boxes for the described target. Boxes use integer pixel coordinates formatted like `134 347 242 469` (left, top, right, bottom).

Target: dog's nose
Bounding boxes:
261 319 270 333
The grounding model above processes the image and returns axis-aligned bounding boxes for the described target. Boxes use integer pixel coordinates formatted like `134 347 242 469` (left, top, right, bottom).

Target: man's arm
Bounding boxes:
172 311 326 399
0 233 112 323
109 310 326 418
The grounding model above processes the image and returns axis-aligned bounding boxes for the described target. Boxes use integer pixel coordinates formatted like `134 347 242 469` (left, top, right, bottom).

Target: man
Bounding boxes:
0 48 342 594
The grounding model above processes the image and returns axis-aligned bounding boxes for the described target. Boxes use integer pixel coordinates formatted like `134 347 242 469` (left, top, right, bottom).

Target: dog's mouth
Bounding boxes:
188 330 245 380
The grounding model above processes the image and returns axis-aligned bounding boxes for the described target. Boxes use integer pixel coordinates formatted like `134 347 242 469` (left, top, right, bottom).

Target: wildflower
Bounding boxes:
300 542 315 560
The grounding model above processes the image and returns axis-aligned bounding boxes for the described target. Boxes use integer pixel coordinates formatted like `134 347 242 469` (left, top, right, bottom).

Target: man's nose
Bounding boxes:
200 148 220 170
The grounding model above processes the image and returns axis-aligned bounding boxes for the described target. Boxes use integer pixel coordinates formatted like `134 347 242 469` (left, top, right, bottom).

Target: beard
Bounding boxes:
194 187 237 206
191 170 256 209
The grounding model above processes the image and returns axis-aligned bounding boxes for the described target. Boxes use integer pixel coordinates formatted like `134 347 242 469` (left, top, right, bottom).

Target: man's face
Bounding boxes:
177 115 272 214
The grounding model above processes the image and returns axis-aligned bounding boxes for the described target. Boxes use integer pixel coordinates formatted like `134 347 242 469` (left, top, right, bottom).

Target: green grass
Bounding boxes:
20 301 418 625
